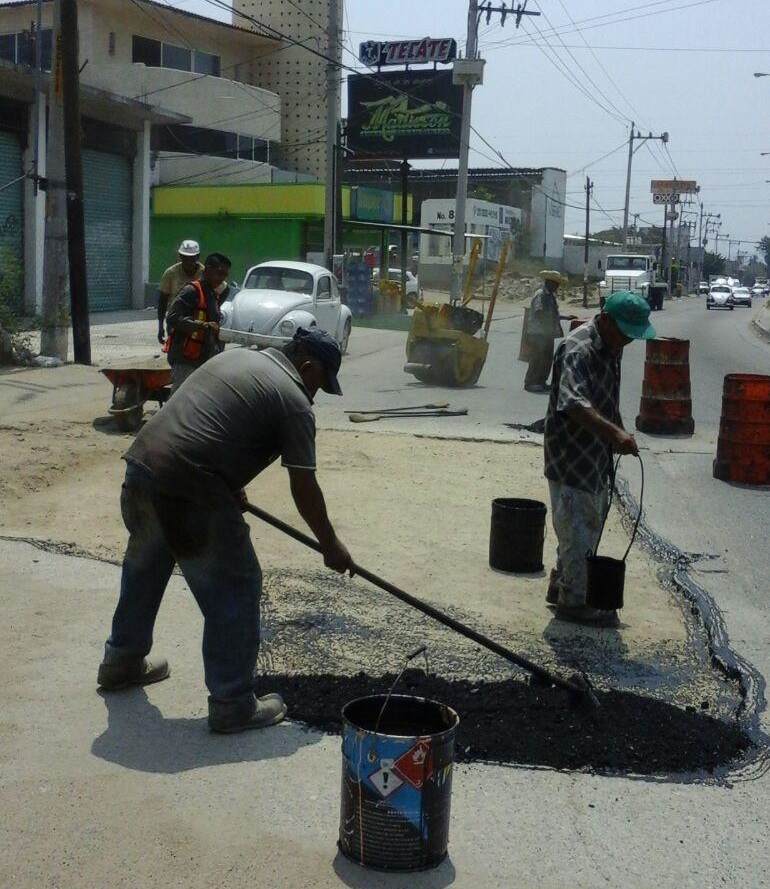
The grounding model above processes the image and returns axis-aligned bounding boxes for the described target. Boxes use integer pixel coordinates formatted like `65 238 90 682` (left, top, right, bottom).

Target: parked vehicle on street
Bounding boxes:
753 276 768 294
219 261 352 353
372 267 423 308
697 281 710 295
750 284 766 299
706 284 734 310
731 286 753 308
598 253 666 310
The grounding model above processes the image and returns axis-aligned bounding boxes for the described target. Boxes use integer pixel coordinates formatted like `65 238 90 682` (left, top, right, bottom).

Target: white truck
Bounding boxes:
598 253 666 311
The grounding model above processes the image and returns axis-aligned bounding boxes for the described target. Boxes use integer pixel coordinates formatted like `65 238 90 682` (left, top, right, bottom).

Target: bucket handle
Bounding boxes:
592 453 644 563
369 646 430 752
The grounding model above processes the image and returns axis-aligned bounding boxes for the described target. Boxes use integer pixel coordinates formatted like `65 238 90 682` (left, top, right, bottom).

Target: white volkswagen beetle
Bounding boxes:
219 261 352 354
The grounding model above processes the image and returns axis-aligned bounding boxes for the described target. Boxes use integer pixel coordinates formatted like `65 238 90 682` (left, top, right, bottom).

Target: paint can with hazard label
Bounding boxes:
338 694 459 871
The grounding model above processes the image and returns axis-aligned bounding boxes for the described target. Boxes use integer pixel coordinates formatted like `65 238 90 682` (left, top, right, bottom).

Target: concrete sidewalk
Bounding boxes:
0 315 756 888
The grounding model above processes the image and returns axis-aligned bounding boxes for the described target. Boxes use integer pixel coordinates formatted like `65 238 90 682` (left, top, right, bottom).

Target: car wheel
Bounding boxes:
339 319 351 356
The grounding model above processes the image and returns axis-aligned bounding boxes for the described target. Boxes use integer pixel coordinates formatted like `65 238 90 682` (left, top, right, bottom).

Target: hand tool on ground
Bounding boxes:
243 501 600 713
344 402 450 414
348 409 468 423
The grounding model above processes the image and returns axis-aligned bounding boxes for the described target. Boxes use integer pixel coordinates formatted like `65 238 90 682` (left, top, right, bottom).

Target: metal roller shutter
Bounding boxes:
0 130 25 312
83 148 132 312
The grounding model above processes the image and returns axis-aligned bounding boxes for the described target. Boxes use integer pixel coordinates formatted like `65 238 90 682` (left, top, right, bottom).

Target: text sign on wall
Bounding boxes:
650 179 697 194
346 70 463 160
359 37 457 68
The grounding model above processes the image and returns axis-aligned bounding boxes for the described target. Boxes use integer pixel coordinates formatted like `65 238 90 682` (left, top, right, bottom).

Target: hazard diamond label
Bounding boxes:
393 740 433 789
369 766 403 797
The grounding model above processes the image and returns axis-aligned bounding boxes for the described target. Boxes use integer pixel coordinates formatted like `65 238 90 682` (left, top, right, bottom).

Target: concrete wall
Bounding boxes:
234 0 341 182
529 167 566 264
562 240 622 278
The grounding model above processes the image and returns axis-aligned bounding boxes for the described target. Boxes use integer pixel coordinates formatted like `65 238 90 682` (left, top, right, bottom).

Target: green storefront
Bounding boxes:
150 182 411 284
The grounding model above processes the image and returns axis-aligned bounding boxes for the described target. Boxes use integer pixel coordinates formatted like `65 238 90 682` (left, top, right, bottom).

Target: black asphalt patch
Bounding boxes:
252 669 752 777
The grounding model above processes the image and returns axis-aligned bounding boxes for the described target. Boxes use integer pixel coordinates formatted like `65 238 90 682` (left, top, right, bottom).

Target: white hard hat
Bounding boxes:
178 239 200 257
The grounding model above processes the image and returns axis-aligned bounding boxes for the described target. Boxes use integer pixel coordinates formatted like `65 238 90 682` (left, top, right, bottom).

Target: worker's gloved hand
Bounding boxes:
157 324 165 345
323 537 355 576
204 321 220 337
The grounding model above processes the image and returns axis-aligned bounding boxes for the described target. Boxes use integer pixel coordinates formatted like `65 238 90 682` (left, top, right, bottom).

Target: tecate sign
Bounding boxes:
359 37 457 67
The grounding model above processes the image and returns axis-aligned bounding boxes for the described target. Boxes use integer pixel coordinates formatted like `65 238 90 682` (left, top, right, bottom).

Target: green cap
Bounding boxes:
603 290 656 340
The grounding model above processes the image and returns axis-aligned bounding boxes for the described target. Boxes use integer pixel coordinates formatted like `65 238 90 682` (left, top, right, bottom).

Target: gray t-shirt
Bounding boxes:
125 348 316 504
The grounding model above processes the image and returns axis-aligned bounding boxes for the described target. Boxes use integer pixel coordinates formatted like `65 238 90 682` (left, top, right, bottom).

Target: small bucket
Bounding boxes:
338 694 459 871
489 497 546 573
585 456 644 611
585 554 626 610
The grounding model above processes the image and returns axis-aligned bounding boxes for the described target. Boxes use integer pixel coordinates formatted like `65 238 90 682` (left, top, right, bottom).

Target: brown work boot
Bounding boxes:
97 643 170 690
555 603 619 628
208 693 287 734
546 569 560 605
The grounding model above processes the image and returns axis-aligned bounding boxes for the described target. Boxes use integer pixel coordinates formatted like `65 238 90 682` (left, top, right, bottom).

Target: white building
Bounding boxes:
419 197 521 289
0 0 338 312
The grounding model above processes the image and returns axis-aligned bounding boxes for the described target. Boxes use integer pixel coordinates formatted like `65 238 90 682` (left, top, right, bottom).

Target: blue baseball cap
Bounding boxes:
293 327 343 395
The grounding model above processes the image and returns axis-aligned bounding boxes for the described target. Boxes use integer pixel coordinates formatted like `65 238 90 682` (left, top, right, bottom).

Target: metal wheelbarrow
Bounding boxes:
100 365 172 432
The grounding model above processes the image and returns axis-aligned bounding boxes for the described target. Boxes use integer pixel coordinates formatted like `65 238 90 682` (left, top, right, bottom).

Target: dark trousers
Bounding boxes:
524 335 554 388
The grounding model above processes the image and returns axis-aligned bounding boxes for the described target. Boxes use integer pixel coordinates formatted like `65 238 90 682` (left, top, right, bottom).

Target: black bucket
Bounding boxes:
585 554 625 610
338 694 459 871
489 498 546 573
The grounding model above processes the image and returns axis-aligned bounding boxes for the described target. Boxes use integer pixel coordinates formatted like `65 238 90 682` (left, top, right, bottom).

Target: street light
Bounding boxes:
622 123 669 250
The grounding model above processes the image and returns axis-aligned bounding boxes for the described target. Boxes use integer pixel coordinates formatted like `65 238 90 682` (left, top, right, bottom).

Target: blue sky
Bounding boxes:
160 0 770 258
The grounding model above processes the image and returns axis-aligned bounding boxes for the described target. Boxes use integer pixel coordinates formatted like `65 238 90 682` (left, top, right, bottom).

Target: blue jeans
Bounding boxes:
108 464 262 705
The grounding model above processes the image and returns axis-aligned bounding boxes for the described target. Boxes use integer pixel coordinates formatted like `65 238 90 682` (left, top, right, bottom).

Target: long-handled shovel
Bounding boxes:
344 402 450 414
348 409 468 423
243 501 600 713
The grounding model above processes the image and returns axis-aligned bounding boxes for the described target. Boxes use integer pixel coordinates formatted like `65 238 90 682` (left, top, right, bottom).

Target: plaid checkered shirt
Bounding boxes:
544 318 621 493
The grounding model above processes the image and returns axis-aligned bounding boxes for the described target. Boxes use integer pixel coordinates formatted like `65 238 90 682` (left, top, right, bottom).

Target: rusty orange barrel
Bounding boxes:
713 374 770 485
635 337 695 435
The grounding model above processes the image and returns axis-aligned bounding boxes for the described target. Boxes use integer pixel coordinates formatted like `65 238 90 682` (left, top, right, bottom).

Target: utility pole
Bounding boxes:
449 0 539 305
323 0 341 271
40 0 68 360
582 176 592 308
61 0 90 363
622 124 669 251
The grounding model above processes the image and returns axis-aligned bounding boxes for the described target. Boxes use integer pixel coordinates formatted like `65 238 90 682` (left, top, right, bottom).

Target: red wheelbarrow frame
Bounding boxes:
100 366 172 431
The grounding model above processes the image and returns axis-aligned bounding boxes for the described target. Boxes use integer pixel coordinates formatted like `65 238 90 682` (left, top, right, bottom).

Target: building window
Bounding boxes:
132 35 161 67
0 28 52 70
194 50 220 76
132 34 219 76
162 42 191 73
154 125 272 164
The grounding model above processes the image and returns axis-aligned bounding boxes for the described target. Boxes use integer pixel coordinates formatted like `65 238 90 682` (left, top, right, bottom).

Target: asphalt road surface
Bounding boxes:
320 295 770 736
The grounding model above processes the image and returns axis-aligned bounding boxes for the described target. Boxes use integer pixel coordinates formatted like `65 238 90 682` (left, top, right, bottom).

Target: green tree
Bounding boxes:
702 251 726 279
757 236 770 269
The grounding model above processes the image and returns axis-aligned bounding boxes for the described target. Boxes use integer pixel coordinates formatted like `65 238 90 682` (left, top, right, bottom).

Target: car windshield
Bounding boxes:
606 256 648 271
711 286 730 293
244 267 314 294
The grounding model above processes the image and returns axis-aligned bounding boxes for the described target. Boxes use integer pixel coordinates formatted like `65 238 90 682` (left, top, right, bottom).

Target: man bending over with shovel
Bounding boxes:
97 328 353 733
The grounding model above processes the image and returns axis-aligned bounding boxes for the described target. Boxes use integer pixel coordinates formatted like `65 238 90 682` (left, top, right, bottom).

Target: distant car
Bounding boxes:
219 261 352 353
372 267 422 308
750 284 766 299
731 286 752 308
697 281 709 295
706 284 734 311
